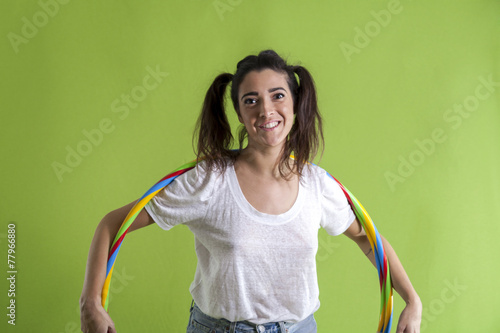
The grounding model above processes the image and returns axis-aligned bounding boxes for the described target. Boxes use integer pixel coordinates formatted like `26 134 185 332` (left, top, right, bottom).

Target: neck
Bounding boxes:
237 145 290 179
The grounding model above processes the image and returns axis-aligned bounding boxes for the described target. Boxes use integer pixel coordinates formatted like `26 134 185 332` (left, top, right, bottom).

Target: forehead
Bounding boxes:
238 69 289 95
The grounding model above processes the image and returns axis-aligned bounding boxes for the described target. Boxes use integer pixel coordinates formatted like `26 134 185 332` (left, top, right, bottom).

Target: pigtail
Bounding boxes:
281 65 324 177
194 73 237 172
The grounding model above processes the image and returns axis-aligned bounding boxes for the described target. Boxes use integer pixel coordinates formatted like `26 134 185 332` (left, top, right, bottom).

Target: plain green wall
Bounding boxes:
1 0 499 332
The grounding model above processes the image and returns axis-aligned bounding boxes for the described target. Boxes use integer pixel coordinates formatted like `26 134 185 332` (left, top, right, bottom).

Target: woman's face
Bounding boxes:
237 69 294 151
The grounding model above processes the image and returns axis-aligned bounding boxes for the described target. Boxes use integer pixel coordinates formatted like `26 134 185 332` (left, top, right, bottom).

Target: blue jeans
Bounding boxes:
186 302 317 333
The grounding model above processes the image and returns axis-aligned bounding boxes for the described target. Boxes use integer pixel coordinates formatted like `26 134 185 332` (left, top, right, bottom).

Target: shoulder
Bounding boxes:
169 158 227 195
301 163 329 185
301 163 344 195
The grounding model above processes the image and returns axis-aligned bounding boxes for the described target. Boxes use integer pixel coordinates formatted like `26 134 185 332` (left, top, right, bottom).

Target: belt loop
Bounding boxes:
278 321 287 333
229 321 236 333
189 299 194 312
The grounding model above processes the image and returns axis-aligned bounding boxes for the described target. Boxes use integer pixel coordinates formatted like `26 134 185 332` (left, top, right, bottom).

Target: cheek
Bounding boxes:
285 106 295 121
239 115 255 131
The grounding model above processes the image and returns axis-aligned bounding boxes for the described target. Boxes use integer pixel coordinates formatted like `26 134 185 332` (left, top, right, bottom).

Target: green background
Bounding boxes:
1 0 499 332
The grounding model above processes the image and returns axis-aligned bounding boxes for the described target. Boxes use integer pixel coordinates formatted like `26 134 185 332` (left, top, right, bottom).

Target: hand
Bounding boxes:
80 299 117 333
396 298 422 333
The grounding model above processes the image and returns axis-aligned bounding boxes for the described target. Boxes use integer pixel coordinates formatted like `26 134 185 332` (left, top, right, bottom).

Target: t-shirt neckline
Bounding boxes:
227 163 305 225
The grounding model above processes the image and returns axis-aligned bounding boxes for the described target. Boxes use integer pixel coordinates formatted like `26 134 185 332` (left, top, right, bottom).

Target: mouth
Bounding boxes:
259 121 280 130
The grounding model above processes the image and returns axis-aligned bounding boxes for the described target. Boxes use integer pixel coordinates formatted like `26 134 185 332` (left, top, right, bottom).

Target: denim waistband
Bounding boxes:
189 300 295 333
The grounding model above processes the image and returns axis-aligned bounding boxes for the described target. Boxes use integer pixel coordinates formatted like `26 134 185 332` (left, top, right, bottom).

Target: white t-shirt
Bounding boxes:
145 160 355 324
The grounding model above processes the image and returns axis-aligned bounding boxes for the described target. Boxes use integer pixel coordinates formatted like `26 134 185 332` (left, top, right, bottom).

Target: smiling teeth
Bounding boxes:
262 121 279 129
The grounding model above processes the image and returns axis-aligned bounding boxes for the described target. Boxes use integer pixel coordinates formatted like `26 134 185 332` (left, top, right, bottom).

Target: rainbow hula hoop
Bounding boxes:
101 158 393 332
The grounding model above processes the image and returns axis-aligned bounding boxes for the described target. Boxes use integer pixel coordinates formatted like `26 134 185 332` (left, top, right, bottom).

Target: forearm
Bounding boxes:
80 214 121 308
359 235 420 304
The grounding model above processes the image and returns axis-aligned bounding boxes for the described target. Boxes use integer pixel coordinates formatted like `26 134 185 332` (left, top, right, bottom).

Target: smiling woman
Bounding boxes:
80 50 421 333
237 69 295 150
195 50 323 180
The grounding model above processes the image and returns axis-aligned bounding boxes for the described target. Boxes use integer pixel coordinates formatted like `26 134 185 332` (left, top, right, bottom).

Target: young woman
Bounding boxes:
80 50 422 333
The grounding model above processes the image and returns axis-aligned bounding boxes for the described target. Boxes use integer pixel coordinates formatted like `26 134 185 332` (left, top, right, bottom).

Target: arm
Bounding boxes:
80 201 155 333
344 218 422 333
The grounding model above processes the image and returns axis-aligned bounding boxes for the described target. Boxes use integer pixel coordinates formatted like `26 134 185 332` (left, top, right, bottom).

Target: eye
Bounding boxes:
244 98 257 105
274 93 285 99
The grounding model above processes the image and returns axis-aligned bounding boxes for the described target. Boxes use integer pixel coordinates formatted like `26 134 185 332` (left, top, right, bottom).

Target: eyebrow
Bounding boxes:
240 87 287 101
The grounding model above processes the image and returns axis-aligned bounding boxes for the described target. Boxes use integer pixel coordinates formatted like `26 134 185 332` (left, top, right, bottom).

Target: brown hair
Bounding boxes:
194 50 324 178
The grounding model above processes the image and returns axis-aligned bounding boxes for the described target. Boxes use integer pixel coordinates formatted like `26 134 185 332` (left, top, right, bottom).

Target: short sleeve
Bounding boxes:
319 170 356 236
144 163 216 230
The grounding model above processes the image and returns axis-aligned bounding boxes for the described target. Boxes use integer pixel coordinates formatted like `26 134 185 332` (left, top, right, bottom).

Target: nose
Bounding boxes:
259 97 274 118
